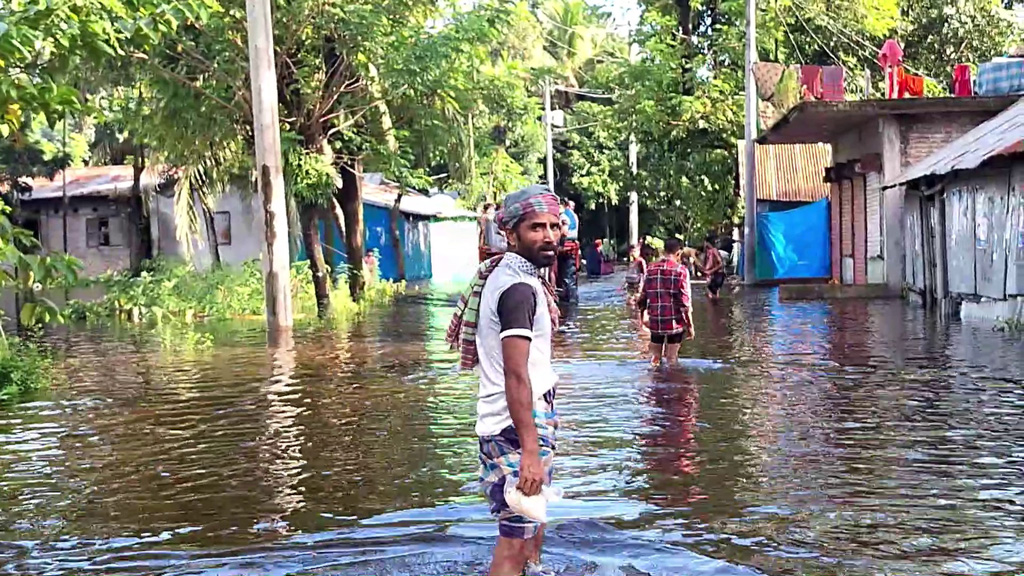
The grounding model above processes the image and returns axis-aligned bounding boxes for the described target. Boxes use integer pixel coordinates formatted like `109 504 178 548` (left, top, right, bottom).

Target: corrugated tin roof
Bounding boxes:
22 165 477 218
360 178 477 219
888 97 1024 187
20 165 163 200
737 142 832 202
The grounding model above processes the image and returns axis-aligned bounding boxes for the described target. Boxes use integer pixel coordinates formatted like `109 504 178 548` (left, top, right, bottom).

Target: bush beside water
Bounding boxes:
67 258 404 324
0 259 402 405
0 337 54 404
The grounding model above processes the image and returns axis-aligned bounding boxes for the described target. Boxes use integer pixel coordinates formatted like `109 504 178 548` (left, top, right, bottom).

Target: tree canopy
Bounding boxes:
1 0 1020 285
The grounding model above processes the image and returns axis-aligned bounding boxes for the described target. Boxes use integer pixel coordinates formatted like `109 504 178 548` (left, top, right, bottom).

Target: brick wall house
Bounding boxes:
758 97 1017 289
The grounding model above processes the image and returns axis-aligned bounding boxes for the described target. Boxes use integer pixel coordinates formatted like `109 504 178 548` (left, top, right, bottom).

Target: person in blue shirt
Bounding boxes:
559 199 579 240
555 198 580 303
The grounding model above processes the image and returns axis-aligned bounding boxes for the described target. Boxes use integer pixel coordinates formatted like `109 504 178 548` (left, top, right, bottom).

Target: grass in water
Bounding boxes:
67 258 404 325
0 336 55 404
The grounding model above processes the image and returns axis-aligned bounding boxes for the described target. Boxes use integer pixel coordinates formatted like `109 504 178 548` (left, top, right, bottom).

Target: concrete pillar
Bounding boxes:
830 181 841 282
880 117 905 290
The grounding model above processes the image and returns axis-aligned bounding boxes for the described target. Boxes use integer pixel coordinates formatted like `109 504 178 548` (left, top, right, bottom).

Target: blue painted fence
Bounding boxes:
297 203 433 281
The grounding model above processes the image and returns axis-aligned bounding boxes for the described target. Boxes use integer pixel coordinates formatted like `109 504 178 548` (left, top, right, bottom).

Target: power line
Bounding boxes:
789 5 843 66
790 0 941 83
555 85 617 99
790 0 881 68
779 12 805 64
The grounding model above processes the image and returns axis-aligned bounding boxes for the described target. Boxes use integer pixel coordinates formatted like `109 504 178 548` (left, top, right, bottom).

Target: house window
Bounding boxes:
86 216 124 248
213 211 232 246
21 218 41 243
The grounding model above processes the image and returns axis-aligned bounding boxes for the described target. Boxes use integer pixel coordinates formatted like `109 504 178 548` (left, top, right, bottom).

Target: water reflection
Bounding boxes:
641 370 703 506
0 278 1022 575
257 331 304 534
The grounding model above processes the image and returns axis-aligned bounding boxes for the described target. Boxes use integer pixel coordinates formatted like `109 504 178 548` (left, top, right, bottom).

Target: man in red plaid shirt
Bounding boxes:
638 237 694 366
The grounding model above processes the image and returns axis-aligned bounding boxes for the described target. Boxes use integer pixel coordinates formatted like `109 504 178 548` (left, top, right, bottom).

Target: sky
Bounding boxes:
591 0 643 35
443 0 642 36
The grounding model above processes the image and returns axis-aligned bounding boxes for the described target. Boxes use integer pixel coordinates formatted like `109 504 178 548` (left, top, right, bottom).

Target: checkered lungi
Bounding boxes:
478 388 558 539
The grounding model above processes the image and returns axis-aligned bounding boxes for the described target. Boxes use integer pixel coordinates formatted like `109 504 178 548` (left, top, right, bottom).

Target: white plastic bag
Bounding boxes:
504 475 563 524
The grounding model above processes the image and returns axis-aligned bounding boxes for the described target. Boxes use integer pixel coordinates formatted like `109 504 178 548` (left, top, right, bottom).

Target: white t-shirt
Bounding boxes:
474 253 558 437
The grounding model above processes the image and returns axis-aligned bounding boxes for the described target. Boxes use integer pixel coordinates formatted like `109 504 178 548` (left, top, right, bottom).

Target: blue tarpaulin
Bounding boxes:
755 198 831 280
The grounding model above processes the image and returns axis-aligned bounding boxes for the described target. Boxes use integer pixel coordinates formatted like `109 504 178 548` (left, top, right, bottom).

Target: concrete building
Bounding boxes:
758 96 1019 289
151 188 264 271
17 166 481 287
15 166 263 276
888 98 1024 322
16 166 155 277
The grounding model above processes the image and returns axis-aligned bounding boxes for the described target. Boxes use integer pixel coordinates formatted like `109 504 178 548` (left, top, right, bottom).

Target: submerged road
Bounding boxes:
1 273 1023 575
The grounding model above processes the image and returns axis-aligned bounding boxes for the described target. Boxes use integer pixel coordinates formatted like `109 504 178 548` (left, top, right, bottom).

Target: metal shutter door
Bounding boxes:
866 172 882 258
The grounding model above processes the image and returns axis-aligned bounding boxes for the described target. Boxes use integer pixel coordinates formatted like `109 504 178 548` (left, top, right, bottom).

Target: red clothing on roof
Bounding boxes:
877 39 904 68
953 64 974 97
822 66 845 101
897 67 925 97
801 65 823 100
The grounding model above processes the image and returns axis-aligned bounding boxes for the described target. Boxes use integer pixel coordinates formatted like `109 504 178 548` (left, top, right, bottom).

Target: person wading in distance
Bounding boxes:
638 237 694 366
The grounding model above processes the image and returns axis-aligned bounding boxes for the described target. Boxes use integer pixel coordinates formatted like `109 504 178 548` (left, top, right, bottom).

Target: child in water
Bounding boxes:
624 243 647 305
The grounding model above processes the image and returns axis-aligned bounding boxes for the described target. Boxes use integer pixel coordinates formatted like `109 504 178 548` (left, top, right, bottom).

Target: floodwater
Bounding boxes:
1 274 1023 576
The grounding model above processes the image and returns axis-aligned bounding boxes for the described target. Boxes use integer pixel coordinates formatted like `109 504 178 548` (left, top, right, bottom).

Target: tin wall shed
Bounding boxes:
944 182 976 296
737 142 832 202
314 203 433 282
1009 166 1024 296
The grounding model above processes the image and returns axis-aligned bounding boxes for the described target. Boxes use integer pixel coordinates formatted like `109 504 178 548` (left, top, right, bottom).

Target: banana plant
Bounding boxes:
0 201 82 329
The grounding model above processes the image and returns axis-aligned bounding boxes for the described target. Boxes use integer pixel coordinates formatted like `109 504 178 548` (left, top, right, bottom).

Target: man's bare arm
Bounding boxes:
502 336 543 496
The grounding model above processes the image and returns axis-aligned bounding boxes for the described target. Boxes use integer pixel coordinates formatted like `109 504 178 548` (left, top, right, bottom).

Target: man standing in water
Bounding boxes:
446 185 562 576
700 235 726 301
638 237 694 366
556 198 580 303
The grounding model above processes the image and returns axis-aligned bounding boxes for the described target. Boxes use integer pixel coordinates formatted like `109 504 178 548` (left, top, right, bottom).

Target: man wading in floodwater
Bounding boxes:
446 185 562 576
638 237 694 367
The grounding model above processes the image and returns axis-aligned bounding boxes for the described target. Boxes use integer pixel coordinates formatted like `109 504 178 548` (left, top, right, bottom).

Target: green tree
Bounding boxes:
559 101 623 210
380 1 547 206
537 0 624 90
901 0 1021 82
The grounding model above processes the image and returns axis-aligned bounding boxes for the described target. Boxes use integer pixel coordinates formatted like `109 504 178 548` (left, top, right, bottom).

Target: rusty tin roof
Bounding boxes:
737 142 832 202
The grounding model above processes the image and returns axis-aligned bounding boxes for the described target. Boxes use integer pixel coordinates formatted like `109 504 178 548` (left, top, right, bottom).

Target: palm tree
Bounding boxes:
536 0 620 90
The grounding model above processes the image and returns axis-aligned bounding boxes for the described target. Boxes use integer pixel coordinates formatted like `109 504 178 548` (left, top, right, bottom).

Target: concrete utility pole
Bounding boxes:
628 133 638 247
246 0 293 330
742 0 758 284
543 79 555 193
628 42 640 248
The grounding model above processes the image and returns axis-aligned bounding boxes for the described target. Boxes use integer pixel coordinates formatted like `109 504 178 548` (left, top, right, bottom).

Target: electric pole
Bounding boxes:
742 0 758 284
246 0 293 330
628 133 638 247
628 42 640 248
544 79 555 193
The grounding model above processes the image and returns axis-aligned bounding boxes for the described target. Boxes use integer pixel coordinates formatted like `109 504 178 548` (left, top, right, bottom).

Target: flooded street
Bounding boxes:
2 274 1023 576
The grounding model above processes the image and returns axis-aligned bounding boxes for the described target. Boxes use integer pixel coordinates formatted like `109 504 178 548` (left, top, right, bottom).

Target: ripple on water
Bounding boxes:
1 281 1023 575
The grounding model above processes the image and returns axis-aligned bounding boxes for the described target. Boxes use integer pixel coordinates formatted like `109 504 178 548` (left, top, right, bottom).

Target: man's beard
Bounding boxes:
516 245 557 268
